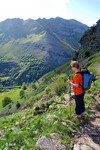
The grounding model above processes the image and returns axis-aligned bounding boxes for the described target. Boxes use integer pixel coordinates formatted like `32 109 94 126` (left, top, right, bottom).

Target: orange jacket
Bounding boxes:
72 72 83 95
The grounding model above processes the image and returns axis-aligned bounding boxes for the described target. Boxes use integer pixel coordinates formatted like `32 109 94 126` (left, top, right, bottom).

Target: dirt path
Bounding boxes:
72 104 100 150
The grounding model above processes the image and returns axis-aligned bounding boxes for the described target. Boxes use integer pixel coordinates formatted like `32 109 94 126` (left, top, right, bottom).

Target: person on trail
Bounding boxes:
68 61 85 119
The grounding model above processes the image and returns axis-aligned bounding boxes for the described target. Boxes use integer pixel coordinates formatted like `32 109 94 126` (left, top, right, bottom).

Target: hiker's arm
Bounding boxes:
68 80 79 87
70 82 79 87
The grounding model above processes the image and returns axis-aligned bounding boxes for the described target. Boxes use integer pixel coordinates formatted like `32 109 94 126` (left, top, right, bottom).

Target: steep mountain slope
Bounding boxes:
0 19 100 150
0 17 88 85
78 19 100 58
0 53 100 150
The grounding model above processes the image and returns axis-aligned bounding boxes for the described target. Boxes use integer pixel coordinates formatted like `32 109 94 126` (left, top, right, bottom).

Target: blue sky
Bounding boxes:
0 0 100 26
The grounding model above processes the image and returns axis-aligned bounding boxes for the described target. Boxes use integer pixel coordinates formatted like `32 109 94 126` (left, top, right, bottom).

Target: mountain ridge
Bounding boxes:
0 19 100 149
0 17 88 85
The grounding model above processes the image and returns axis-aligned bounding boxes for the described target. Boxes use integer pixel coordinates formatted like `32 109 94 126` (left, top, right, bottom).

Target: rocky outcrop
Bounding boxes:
36 136 66 150
78 19 100 58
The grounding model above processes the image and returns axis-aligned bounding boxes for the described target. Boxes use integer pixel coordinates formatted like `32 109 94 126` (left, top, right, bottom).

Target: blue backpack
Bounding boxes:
77 68 94 91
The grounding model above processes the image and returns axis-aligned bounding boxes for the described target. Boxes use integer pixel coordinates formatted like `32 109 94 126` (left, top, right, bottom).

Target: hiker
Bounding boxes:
68 61 85 119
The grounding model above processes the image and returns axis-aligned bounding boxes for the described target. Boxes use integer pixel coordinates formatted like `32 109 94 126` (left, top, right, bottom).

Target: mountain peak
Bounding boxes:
0 17 88 85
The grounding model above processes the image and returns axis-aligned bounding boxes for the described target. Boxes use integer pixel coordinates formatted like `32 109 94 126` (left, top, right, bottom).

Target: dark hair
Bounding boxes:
70 61 80 69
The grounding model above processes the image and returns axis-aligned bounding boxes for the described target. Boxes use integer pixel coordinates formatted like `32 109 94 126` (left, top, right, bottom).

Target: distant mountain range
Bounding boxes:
0 17 88 85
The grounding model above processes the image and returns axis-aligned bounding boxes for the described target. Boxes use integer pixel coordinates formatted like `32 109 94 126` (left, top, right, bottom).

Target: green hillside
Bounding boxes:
0 52 100 149
0 18 88 86
0 18 100 150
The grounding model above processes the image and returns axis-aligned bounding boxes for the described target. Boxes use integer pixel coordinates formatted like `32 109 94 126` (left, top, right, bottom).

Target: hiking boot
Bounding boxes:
81 114 85 118
77 114 85 119
77 115 82 119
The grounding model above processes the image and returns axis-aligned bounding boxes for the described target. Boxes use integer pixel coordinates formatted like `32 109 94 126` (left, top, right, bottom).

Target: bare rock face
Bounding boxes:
78 19 100 58
36 136 66 150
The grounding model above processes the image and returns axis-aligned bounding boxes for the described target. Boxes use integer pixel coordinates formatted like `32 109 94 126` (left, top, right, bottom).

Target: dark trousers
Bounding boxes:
74 92 85 115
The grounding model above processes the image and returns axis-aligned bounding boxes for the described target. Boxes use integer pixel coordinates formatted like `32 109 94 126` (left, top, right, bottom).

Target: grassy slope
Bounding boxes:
36 53 100 91
0 33 45 61
0 78 100 149
0 31 75 62
0 53 100 149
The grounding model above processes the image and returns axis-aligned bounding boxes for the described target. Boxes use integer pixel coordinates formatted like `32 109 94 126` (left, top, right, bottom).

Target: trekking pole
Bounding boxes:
68 75 71 117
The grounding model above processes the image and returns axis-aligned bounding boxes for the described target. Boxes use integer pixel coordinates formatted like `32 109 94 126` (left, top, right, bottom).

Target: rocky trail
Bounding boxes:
63 92 100 150
36 93 100 150
72 110 100 150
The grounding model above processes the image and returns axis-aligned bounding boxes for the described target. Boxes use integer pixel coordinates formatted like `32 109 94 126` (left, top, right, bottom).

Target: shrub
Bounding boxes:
20 90 25 98
72 50 79 60
22 82 27 90
31 83 37 90
40 103 45 110
85 51 90 57
45 102 50 108
2 97 12 107
16 101 21 109
45 88 51 95
34 105 40 111
8 104 12 109
52 77 68 95
91 36 97 41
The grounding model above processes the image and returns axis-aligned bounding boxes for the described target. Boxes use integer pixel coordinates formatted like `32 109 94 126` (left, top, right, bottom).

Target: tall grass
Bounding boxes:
51 74 68 95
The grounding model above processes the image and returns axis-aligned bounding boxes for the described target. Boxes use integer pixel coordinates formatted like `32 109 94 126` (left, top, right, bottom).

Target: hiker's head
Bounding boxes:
70 61 81 71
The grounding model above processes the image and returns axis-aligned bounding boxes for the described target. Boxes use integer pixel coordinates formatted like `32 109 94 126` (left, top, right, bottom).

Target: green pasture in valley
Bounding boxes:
0 76 9 81
0 89 21 109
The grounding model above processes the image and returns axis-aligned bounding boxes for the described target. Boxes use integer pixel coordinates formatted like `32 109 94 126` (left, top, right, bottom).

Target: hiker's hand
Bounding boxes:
68 80 72 84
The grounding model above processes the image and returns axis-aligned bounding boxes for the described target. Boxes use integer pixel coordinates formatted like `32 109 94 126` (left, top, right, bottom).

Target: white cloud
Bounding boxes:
0 0 69 21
